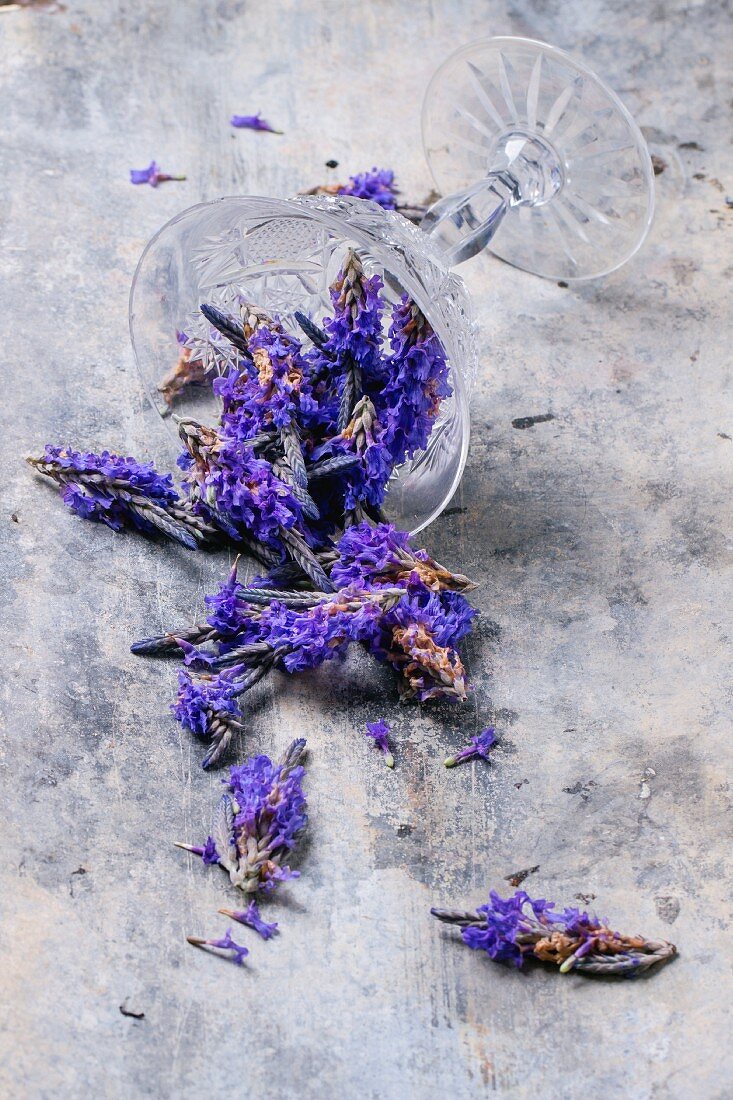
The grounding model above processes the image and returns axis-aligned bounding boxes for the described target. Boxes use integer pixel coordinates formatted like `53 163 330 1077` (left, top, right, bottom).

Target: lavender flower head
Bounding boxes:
130 161 186 187
219 900 279 940
432 891 677 976
338 168 398 209
186 928 249 966
172 670 243 765
230 113 282 134
332 522 475 593
365 719 394 768
176 739 307 894
28 446 199 550
444 727 497 769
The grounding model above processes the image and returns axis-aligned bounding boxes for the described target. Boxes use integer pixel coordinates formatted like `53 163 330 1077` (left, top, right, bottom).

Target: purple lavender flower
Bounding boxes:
176 739 308 894
28 446 199 549
368 576 477 702
377 295 452 467
365 719 394 768
172 671 245 768
444 726 497 769
332 522 475 592
338 168 398 209
186 928 249 966
130 161 186 187
219 900 279 940
432 891 677 976
230 113 282 134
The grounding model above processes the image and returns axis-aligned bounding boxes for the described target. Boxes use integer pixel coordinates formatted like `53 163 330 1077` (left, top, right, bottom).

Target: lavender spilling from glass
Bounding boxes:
432 890 676 976
30 250 478 768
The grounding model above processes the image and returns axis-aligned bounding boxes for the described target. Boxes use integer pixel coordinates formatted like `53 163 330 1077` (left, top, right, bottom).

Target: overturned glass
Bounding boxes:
130 37 654 534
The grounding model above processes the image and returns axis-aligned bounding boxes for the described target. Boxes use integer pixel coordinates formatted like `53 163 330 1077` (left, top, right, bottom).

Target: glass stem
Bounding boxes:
420 135 565 266
420 170 522 267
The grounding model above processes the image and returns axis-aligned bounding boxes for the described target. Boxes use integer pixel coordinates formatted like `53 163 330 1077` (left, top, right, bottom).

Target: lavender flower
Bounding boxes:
432 891 677 976
375 577 477 702
444 726 497 768
378 295 452 467
172 671 245 769
338 167 398 209
230 113 282 134
332 522 475 592
130 161 186 187
320 250 385 429
365 719 394 768
176 739 308 893
219 900 279 940
28 447 200 549
186 928 249 966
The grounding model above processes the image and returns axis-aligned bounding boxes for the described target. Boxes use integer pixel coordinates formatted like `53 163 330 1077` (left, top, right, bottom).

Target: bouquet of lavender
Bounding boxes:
432 890 676 976
31 250 477 768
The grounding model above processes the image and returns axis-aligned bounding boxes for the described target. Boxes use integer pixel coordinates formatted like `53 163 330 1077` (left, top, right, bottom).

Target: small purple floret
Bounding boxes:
445 727 497 768
365 719 394 768
130 161 186 187
225 900 279 940
230 113 282 134
338 168 398 209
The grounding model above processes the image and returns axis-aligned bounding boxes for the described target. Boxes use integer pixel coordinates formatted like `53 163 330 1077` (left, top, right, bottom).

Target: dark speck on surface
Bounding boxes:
678 140 704 150
651 154 667 175
563 780 596 802
396 823 413 837
325 159 339 169
718 432 731 440
655 896 681 924
442 506 468 517
10 513 18 523
575 893 597 905
557 280 568 287
119 1002 145 1020
512 413 556 430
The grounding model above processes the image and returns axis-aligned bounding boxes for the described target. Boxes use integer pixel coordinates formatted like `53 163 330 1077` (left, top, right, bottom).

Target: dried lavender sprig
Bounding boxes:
307 453 361 480
29 458 200 551
431 892 677 977
130 622 219 657
200 303 252 360
280 422 308 490
177 738 308 893
280 527 334 592
292 310 334 357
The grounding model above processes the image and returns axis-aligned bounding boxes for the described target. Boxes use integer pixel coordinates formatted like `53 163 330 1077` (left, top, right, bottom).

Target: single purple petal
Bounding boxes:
230 113 282 134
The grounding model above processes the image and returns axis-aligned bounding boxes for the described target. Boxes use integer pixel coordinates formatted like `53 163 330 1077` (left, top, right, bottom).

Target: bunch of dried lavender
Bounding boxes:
432 890 676 976
134 538 474 767
33 251 478 768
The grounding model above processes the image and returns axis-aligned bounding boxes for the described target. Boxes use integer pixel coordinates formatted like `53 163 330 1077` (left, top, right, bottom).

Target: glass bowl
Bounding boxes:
129 193 477 535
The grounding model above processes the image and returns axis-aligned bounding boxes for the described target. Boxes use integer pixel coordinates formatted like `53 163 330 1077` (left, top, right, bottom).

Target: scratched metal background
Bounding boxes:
0 1 731 1097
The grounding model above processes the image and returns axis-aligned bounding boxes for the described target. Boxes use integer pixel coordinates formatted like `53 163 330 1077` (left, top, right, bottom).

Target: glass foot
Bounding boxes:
422 36 655 281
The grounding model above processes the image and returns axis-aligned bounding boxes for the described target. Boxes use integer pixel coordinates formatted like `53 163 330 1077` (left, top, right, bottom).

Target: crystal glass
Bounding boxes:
130 37 654 533
130 194 476 535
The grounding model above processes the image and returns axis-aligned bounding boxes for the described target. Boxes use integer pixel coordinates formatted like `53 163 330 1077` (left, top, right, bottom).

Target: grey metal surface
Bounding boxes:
0 2 730 1098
